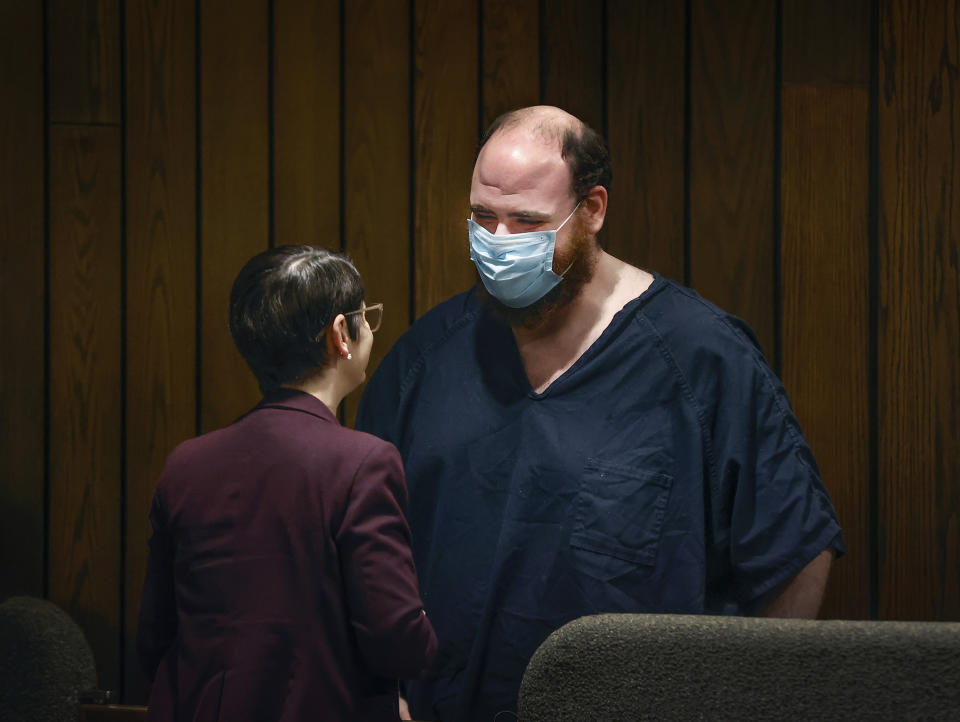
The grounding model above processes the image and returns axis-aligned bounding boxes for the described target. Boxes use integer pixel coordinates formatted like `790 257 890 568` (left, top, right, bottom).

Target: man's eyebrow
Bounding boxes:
470 205 549 219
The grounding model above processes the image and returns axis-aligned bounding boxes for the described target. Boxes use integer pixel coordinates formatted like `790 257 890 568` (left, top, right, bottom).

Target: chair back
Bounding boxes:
518 613 960 721
0 596 98 722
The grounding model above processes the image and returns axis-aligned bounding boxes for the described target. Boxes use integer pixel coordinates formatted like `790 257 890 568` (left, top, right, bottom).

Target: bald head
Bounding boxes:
477 105 612 201
482 105 582 149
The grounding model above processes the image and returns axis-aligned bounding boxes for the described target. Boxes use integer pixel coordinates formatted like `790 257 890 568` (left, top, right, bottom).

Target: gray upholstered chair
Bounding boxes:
0 596 98 722
518 613 960 721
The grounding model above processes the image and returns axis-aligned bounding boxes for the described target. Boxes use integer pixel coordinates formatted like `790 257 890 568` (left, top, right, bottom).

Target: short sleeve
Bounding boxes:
711 335 845 606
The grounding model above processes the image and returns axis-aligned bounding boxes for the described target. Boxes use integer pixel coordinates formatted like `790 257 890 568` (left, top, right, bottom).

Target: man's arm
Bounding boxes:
760 548 833 618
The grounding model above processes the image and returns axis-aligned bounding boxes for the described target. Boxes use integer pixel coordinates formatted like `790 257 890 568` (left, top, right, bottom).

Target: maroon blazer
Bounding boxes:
137 388 437 722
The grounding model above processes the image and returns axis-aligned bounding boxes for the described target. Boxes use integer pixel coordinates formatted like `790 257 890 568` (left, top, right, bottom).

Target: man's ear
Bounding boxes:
581 185 608 235
324 314 350 360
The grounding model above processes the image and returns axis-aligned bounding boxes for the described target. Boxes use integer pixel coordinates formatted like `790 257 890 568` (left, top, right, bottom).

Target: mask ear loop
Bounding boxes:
556 201 582 232
554 201 582 278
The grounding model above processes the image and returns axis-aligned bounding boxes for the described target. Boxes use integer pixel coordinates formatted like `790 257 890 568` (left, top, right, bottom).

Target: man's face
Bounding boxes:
469 130 598 327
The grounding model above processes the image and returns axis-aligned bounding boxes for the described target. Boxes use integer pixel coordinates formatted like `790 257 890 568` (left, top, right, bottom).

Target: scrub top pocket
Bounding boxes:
570 459 673 567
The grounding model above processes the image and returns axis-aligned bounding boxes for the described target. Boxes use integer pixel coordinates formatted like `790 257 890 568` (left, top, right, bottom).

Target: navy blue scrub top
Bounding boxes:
357 273 844 722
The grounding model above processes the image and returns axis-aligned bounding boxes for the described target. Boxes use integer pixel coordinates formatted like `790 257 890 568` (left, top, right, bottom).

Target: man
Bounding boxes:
356 106 843 721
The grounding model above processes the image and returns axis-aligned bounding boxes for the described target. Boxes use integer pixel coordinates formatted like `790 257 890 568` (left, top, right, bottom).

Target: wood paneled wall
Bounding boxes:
1 0 958 703
782 0 873 625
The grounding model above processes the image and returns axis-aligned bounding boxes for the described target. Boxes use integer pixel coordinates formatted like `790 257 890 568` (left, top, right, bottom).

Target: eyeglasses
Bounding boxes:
344 302 383 333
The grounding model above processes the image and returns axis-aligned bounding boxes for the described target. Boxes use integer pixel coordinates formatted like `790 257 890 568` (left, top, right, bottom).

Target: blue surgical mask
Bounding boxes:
468 203 580 308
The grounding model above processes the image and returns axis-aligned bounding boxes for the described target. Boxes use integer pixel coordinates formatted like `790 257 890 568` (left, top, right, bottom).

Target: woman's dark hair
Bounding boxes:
229 245 364 393
477 109 613 202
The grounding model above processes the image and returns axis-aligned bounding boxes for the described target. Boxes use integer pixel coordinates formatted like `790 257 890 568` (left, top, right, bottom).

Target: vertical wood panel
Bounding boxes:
482 0 539 127
782 0 871 622
783 0 871 86
124 0 197 701
48 0 121 124
541 0 604 132
414 0 479 316
343 0 411 426
200 0 269 432
689 0 776 357
0 0 46 601
782 87 870 620
274 0 340 248
605 0 685 277
878 0 960 621
49 126 123 689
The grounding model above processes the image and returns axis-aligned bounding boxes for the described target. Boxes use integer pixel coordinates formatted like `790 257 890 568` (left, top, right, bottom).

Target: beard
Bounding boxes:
476 216 599 330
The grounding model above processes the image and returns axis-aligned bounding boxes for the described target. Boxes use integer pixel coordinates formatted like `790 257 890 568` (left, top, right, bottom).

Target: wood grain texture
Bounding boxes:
342 0 411 427
123 0 197 702
200 0 269 432
878 0 960 621
783 0 870 86
273 0 340 248
48 0 121 124
782 86 870 620
689 0 776 358
48 126 123 689
413 0 479 317
605 0 685 278
0 0 46 601
782 0 871 623
540 0 604 132
482 0 539 127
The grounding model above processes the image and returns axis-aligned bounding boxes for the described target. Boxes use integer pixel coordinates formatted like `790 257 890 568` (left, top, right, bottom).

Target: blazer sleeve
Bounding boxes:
336 441 438 679
137 489 178 681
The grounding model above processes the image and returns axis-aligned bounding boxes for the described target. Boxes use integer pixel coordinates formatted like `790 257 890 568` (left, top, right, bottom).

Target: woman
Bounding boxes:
137 246 436 722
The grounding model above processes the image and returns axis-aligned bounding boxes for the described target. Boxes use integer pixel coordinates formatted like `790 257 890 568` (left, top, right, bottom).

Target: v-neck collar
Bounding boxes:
481 271 668 400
